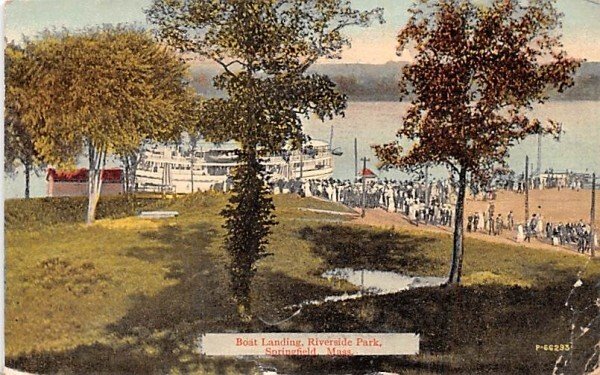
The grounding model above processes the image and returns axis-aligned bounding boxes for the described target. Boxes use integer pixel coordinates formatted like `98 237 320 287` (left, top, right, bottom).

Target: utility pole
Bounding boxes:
299 143 304 179
329 124 334 151
424 165 430 206
537 133 542 176
361 156 370 218
525 155 530 225
591 172 596 257
354 138 358 182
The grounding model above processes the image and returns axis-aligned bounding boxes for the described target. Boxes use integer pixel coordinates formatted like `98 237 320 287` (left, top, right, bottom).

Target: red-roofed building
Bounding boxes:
46 168 124 197
359 168 378 180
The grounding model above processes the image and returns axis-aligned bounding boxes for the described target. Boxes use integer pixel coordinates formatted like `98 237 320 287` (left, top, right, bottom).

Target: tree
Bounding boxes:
16 26 199 223
118 140 149 194
147 0 384 320
374 0 580 284
5 43 44 199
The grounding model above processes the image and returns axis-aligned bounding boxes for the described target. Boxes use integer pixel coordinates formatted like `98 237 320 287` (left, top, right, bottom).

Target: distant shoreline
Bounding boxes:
191 61 600 102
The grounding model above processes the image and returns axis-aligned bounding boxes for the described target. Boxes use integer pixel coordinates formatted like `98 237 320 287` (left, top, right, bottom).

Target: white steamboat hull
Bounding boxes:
136 166 334 194
134 143 335 194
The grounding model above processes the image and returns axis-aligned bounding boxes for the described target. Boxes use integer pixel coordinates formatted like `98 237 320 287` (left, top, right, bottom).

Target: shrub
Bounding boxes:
5 195 167 229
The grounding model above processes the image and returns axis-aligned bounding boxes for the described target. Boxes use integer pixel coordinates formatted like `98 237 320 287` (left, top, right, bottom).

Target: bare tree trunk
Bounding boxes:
131 155 139 193
24 162 31 199
86 142 106 225
448 165 467 284
123 157 130 194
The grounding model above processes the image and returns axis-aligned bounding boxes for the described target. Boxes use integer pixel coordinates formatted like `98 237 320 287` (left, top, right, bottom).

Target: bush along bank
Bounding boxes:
5 195 168 229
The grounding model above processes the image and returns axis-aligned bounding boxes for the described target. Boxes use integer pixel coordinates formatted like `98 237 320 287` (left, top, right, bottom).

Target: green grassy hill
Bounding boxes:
6 192 600 374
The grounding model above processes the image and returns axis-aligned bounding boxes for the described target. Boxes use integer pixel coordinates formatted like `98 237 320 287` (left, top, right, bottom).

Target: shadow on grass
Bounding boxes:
7 222 343 374
8 222 246 374
9 221 600 374
259 280 599 375
299 224 445 275
256 224 600 374
253 271 341 325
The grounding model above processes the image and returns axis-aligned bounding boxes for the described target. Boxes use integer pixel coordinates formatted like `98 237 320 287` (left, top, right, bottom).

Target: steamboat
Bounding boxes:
134 140 337 194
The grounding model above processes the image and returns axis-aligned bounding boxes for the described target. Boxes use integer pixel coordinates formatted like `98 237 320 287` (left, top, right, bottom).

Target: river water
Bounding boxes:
283 268 446 310
5 101 600 199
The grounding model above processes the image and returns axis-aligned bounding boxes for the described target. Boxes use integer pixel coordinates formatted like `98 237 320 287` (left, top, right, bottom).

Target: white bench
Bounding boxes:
138 211 179 219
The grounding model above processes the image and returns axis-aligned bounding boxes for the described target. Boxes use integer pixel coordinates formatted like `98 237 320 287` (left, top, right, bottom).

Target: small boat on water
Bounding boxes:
134 140 335 194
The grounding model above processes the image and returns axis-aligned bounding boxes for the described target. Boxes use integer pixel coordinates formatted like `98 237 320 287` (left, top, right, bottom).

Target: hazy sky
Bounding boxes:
4 0 600 63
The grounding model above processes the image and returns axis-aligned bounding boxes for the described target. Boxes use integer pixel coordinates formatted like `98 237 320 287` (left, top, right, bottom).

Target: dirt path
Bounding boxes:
351 207 589 257
297 207 359 216
467 189 599 227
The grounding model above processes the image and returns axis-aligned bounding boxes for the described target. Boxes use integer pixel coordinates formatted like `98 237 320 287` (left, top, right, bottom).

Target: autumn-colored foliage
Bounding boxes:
10 26 198 223
374 0 581 284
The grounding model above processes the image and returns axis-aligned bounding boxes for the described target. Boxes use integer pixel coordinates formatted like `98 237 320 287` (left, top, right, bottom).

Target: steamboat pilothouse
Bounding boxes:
134 140 337 194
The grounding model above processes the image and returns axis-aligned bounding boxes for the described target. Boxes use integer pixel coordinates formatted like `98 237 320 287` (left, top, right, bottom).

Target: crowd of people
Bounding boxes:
465 206 596 252
266 176 596 253
270 177 458 227
543 220 596 253
492 171 590 192
466 209 515 236
513 212 597 253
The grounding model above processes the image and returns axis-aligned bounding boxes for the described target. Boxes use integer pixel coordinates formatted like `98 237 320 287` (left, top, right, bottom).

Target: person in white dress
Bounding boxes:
516 224 525 242
303 180 312 197
385 186 395 212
